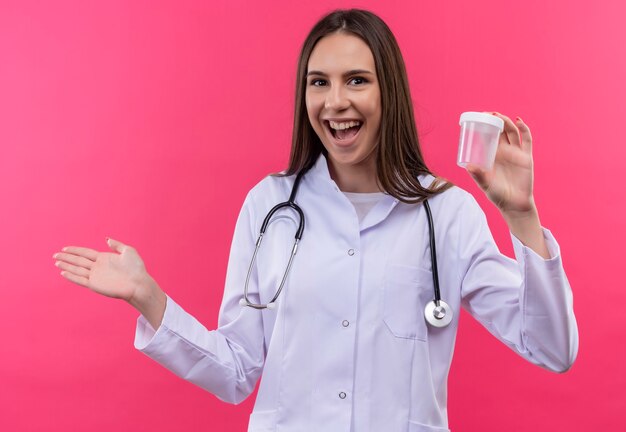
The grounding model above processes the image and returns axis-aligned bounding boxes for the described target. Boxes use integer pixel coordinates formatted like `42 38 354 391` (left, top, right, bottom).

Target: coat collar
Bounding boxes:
303 153 401 232
306 152 336 191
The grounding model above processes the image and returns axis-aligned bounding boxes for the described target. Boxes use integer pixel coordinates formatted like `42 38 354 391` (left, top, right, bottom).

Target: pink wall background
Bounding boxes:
1 0 624 430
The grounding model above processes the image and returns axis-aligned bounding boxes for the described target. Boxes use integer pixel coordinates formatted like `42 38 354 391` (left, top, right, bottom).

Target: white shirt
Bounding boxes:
342 191 386 223
134 154 578 432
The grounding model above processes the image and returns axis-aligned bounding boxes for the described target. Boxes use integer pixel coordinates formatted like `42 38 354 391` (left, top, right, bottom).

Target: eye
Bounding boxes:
309 79 327 87
349 77 368 85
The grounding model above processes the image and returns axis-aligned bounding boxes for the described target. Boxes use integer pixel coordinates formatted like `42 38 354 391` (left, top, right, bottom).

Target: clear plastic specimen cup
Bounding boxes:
457 112 504 171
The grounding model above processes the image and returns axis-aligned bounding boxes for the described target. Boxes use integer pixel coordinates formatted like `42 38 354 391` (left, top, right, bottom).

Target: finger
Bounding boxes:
516 116 533 153
106 237 127 254
493 112 521 148
55 260 90 278
465 163 490 191
52 252 93 269
61 246 98 261
60 270 90 288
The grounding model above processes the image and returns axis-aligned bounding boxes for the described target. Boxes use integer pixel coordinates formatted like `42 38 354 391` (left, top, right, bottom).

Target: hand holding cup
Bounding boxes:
461 112 536 216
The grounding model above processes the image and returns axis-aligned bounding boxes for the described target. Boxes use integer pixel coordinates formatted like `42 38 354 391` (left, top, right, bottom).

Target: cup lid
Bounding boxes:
459 112 504 131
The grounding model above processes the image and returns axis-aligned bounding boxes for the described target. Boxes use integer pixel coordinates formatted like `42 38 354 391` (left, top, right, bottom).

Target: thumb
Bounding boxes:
106 237 127 253
465 163 489 191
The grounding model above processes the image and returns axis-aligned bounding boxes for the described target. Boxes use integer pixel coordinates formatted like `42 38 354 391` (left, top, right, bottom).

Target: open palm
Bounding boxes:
54 238 149 302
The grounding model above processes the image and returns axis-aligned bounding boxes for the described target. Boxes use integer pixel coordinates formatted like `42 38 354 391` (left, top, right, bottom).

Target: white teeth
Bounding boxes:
329 120 361 130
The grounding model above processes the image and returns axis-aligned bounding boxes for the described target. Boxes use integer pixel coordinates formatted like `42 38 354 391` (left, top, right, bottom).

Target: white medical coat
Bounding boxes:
134 154 578 432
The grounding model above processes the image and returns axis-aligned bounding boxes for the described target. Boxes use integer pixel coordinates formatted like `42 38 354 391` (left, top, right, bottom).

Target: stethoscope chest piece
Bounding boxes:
424 300 453 328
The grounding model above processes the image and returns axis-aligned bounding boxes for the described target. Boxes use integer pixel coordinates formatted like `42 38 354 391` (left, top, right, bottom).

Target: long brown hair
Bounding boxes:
282 9 452 203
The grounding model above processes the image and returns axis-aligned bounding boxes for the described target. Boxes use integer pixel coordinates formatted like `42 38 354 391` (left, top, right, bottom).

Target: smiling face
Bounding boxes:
305 32 382 176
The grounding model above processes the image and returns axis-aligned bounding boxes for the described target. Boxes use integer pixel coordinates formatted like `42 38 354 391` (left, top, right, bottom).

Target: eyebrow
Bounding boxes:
306 69 374 77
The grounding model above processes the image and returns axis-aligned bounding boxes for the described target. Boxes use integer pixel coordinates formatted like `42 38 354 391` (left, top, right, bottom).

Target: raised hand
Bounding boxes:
54 238 166 328
465 112 550 258
53 238 152 303
466 113 536 217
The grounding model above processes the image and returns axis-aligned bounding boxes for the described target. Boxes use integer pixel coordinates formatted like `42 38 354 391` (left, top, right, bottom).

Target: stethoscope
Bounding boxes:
239 170 453 328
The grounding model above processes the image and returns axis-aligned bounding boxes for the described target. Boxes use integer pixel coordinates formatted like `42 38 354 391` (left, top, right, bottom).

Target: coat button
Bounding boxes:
347 249 355 256
339 392 347 399
342 320 350 327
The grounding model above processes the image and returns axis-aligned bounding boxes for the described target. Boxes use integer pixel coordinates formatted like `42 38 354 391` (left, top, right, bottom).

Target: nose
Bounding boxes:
324 84 350 111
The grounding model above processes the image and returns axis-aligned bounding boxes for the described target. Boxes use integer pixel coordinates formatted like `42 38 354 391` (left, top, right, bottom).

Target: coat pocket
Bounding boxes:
383 263 433 341
248 409 278 432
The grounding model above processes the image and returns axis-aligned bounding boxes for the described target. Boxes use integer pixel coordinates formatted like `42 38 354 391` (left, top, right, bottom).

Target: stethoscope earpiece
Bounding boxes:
239 297 277 310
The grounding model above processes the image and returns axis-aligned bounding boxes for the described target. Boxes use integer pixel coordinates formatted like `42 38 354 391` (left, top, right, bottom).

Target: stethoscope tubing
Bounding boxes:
423 199 441 305
241 171 306 310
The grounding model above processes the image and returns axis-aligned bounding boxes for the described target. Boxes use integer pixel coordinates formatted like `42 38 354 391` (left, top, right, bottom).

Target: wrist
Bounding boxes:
501 205 551 259
128 274 160 309
128 275 167 330
501 208 539 228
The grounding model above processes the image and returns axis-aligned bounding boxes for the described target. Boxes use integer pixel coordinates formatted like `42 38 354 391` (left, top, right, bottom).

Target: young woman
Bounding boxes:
53 9 578 431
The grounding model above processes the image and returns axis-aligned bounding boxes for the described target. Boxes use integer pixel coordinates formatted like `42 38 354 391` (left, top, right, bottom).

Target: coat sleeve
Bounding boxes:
133 191 266 404
458 194 579 373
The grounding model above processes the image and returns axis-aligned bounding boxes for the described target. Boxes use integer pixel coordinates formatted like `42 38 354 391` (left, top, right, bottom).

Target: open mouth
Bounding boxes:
326 120 362 141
